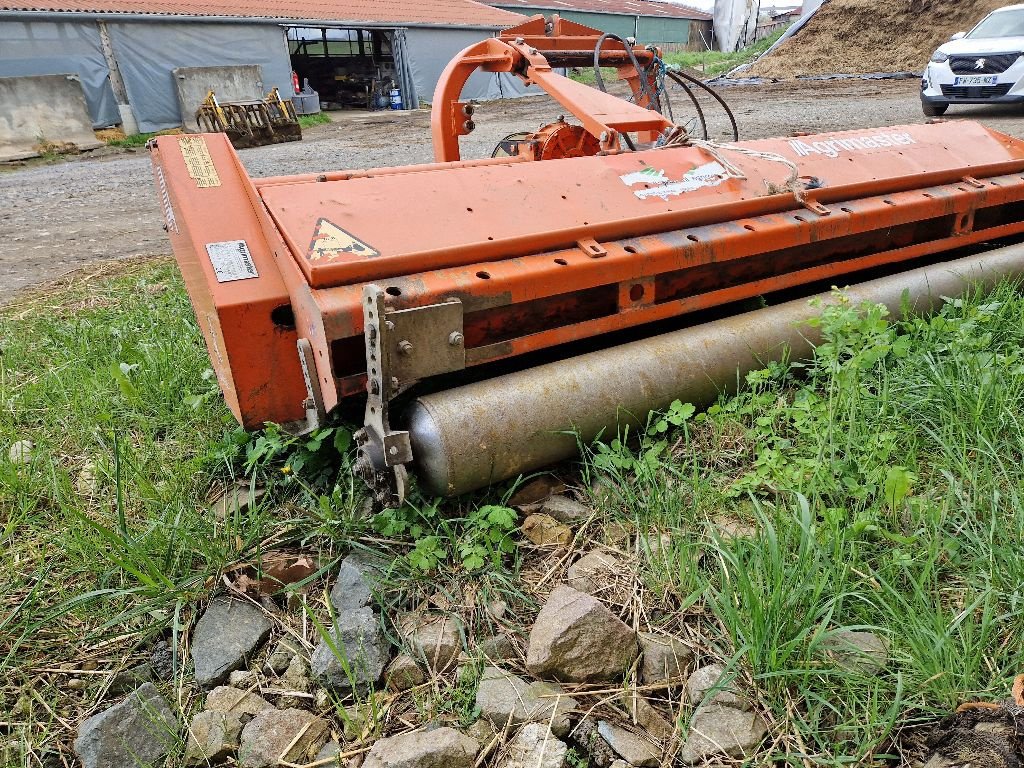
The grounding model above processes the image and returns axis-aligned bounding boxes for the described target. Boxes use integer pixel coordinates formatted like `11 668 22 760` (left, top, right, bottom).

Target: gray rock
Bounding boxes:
265 637 303 675
278 654 313 709
310 607 389 689
526 585 638 683
150 640 175 680
634 697 675 741
73 683 179 768
498 723 567 768
397 611 463 672
540 496 593 523
8 439 33 465
107 664 154 696
521 514 572 546
572 717 617 768
465 718 497 746
609 762 629 768
479 633 516 662
184 710 242 765
820 630 888 675
238 708 330 768
330 551 385 612
315 739 342 765
596 722 660 768
385 654 426 691
677 704 767 764
476 666 578 738
685 664 748 710
565 550 622 595
191 598 273 687
211 484 266 520
638 632 692 684
362 727 479 768
205 686 274 718
228 669 258 689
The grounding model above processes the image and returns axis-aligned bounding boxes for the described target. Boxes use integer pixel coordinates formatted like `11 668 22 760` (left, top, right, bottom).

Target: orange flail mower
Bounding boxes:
152 16 1024 504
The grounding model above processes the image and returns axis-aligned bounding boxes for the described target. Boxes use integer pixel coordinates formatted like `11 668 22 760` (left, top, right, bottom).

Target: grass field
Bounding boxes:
2 260 1023 765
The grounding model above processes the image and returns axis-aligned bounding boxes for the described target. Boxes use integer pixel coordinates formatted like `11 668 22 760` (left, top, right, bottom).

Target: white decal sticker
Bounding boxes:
620 167 669 186
206 240 259 283
788 131 916 159
634 161 731 201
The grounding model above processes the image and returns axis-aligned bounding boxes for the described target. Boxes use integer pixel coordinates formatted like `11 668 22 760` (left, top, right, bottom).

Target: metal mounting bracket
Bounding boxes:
353 285 464 507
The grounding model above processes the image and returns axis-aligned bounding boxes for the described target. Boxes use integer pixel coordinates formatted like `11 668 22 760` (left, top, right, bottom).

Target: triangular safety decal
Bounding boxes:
306 217 380 261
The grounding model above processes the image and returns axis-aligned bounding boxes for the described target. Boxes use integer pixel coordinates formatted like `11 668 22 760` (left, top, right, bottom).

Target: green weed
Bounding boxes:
299 112 332 129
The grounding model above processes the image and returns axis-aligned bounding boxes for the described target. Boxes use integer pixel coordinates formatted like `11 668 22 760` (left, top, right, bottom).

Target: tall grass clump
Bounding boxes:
583 282 1024 763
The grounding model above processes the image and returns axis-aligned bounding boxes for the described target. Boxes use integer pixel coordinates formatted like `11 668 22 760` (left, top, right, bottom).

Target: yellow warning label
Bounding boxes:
306 218 380 261
179 136 221 188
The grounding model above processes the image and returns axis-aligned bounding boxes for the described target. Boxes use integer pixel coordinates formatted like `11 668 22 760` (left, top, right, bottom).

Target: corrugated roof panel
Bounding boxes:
490 0 710 20
0 0 525 25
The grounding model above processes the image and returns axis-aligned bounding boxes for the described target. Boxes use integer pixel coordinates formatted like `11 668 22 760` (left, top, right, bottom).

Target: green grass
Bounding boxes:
663 28 789 77
104 131 163 148
5 258 1024 765
299 112 332 129
571 28 789 86
583 283 1024 763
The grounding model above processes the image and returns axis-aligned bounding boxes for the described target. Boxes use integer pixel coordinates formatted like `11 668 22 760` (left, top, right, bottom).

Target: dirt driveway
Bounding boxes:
3 78 1023 303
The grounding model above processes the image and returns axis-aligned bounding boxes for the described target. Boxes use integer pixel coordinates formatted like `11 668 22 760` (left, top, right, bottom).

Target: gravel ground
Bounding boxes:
3 77 1024 304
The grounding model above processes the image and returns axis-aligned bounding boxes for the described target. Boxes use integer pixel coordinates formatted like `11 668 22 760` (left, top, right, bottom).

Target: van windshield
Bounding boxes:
968 8 1024 38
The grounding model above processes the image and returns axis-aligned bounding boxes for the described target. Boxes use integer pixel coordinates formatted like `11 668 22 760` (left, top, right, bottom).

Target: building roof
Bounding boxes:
492 0 710 21
0 0 525 26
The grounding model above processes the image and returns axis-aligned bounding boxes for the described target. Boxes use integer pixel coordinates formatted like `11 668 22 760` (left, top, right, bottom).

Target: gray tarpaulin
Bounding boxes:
106 21 293 132
0 20 118 128
403 26 537 104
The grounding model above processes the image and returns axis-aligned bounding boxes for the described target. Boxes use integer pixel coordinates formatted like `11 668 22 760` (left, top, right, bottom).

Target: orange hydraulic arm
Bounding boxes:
431 15 674 161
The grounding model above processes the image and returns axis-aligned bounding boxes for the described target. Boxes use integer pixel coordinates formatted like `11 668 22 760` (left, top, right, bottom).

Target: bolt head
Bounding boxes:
448 331 464 346
398 340 413 354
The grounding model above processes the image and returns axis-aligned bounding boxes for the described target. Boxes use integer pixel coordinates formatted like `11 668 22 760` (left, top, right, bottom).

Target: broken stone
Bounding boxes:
107 664 154 696
362 727 479 768
315 739 342 766
597 721 660 768
73 683 179 768
638 632 692 684
76 459 99 496
487 599 508 621
265 637 303 675
341 702 377 742
465 718 497 746
604 522 631 547
475 666 578 738
191 597 273 687
278 654 313 709
150 640 174 681
329 551 385 612
184 710 242 765
820 630 889 675
642 532 673 557
634 697 675 741
479 633 516 662
565 550 622 595
8 439 33 465
677 704 767 764
397 611 463 672
509 475 564 507
205 686 274 718
572 717 618 768
498 723 568 768
385 654 426 691
228 669 257 689
211 483 266 520
685 664 748 710
526 585 638 683
541 495 593 524
238 708 329 768
310 607 389 690
521 514 572 546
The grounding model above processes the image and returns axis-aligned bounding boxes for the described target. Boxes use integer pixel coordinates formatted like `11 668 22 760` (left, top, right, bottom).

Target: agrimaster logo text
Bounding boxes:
788 131 917 158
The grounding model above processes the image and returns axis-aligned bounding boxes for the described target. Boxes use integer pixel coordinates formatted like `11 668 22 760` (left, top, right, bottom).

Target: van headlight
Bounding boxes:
930 50 949 63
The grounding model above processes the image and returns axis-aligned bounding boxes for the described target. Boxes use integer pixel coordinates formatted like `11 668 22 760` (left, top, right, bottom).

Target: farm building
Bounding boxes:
0 0 526 133
488 0 713 50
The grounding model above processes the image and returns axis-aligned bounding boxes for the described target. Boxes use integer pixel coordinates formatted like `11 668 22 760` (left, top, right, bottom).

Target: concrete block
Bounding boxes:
0 74 103 162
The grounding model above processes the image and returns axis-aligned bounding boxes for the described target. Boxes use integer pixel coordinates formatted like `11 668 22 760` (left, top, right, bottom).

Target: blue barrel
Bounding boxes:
389 88 403 110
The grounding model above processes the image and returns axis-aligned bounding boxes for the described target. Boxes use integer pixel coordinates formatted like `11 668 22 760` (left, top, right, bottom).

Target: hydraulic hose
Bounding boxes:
667 68 739 142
